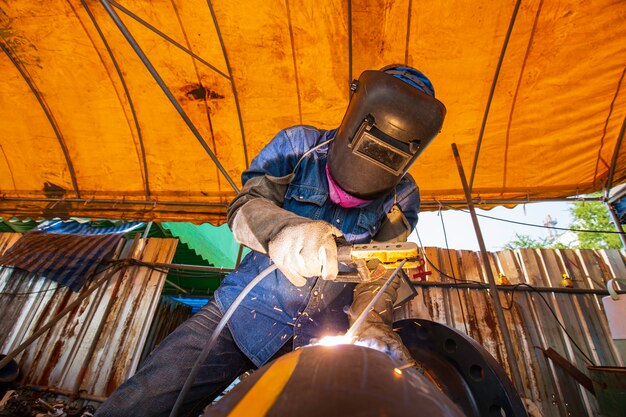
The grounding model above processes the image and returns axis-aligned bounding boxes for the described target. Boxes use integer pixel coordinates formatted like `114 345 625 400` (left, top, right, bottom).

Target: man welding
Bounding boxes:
95 65 446 417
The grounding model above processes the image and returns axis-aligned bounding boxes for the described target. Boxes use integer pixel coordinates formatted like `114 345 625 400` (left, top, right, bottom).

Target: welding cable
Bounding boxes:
169 263 278 417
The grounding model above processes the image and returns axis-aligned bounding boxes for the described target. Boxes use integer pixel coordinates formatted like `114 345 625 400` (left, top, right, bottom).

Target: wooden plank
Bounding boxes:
601 249 626 284
496 251 557 416
516 248 586 417
572 250 621 367
404 247 448 324
538 249 595 417
436 247 456 328
443 248 471 333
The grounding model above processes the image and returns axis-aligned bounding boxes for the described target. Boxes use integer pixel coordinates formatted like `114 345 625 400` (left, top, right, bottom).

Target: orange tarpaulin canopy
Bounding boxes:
0 0 625 223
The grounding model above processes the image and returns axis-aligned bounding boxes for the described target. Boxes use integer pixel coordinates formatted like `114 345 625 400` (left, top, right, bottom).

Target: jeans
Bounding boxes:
95 299 263 417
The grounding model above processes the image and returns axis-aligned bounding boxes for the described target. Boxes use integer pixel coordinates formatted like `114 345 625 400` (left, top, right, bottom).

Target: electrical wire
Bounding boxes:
415 231 485 286
414 230 598 366
440 202 624 234
502 282 597 366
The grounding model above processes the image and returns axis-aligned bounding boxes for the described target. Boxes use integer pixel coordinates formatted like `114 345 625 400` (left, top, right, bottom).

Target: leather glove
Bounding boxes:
349 275 414 364
268 221 342 287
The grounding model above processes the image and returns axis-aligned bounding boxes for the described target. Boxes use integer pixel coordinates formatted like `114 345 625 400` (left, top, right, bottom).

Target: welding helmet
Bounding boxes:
327 65 446 199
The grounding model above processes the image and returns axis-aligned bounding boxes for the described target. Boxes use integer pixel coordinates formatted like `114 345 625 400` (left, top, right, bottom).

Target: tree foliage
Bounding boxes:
503 199 622 250
569 200 622 249
502 233 569 250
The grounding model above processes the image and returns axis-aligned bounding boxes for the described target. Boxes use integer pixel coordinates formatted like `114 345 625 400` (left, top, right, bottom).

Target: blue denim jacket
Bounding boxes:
214 126 420 367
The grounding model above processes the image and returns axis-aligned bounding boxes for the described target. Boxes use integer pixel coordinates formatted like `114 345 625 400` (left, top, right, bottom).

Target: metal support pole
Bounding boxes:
605 201 626 248
451 143 524 391
142 221 153 239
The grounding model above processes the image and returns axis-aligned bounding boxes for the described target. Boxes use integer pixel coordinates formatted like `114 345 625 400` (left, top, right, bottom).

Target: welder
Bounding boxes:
95 65 446 417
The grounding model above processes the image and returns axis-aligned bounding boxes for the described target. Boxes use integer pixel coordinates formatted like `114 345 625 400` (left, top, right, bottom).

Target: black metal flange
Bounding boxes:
395 319 528 417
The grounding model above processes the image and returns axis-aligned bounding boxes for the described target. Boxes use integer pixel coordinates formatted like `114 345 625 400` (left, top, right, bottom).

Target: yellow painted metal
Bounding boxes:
226 349 302 417
0 1 624 222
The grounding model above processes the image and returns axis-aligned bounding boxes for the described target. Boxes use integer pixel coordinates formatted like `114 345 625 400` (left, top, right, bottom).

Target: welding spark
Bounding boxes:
273 306 283 312
316 335 353 346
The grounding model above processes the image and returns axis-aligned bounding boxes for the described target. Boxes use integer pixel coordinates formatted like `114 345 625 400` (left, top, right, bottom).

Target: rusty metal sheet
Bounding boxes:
397 246 626 417
0 237 177 399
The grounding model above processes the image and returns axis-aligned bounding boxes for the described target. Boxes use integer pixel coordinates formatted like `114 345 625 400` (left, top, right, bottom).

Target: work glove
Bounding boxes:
268 221 342 287
349 275 414 364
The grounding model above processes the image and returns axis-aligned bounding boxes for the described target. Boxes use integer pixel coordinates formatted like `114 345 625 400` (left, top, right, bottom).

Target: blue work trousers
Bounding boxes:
94 299 284 417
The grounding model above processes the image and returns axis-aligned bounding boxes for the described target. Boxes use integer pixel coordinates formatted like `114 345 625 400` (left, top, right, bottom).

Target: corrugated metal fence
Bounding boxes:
1 231 624 415
0 233 191 400
398 247 625 417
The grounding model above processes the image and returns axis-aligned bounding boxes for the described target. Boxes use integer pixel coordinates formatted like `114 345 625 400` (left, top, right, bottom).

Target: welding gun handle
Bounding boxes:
336 244 373 283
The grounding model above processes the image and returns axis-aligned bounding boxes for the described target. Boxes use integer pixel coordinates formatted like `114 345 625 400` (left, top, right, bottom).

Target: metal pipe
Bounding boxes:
420 197 601 206
98 0 240 194
235 244 244 267
206 0 249 167
0 196 229 207
605 117 626 196
605 201 626 248
165 279 188 294
142 221 153 239
469 0 522 191
451 143 524 391
411 281 624 296
107 0 229 80
0 196 597 211
141 261 233 273
0 263 125 370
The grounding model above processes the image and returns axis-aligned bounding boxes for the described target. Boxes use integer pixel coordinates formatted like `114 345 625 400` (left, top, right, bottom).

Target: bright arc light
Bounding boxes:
317 335 352 346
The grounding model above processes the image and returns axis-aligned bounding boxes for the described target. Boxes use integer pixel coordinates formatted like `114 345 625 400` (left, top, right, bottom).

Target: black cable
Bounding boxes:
415 231 486 286
502 282 596 366
414 230 597 366
440 202 624 234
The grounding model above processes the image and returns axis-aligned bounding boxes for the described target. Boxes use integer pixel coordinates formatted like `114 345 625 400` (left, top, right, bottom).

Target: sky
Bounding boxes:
410 201 575 251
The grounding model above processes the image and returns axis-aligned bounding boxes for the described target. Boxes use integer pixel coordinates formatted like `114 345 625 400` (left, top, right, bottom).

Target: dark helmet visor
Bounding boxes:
352 128 413 176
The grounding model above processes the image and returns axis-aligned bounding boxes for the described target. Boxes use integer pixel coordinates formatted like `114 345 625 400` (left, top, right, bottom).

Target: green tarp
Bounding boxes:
162 223 249 268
